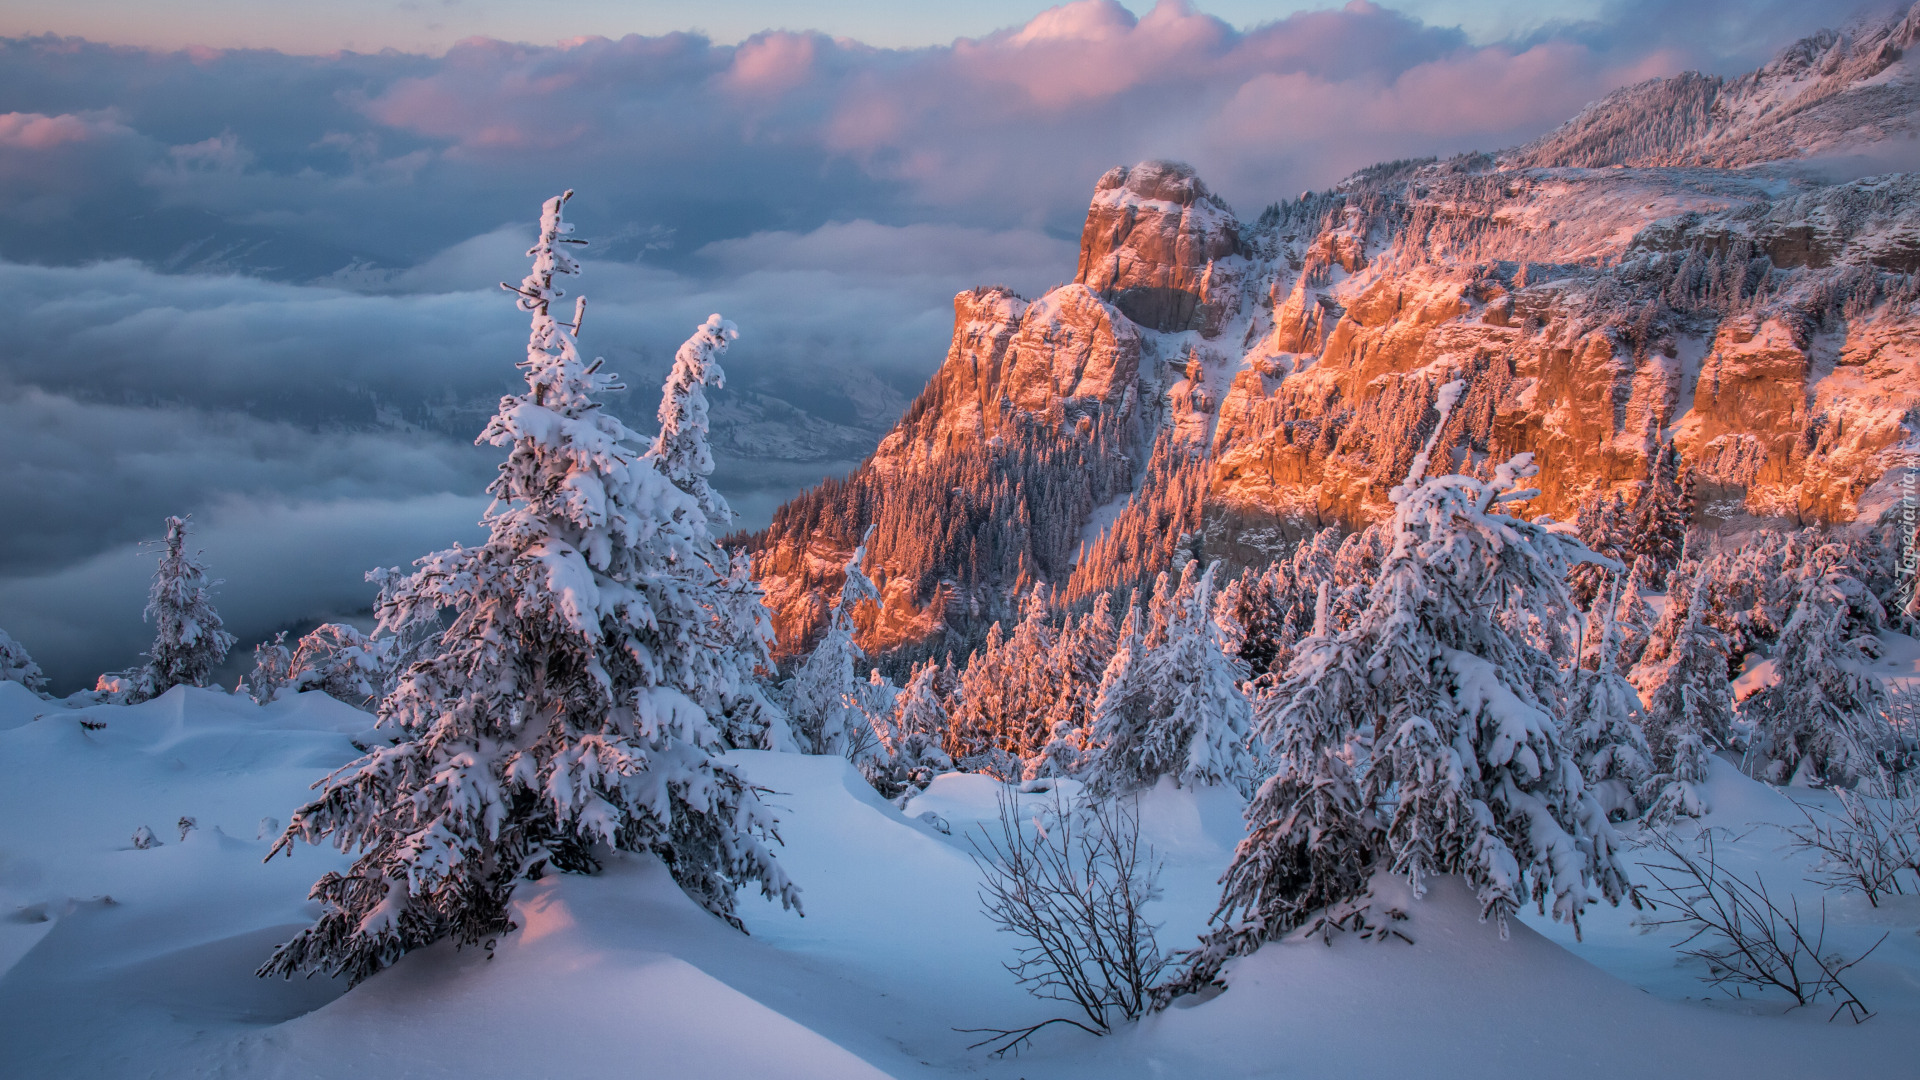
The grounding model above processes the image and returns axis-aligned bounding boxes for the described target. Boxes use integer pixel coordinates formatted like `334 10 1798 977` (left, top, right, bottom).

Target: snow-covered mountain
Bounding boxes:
746 2 1920 661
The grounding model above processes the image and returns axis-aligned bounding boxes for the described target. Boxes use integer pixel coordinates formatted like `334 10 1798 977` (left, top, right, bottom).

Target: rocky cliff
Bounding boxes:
745 3 1920 661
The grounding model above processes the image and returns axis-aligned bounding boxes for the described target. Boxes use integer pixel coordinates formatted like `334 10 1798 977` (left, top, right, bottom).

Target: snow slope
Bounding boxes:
2 688 1918 1078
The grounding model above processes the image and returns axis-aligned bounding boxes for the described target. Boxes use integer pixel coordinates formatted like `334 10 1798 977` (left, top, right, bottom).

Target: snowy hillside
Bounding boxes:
2 686 1917 1078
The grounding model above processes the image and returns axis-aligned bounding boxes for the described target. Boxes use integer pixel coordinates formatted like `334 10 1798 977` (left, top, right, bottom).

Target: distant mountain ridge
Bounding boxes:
745 2 1920 662
1508 4 1920 170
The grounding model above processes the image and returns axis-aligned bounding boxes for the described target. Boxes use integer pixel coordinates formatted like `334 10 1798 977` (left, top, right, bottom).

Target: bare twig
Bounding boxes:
953 1017 1105 1057
1780 791 1920 907
964 789 1168 1055
1638 828 1882 1023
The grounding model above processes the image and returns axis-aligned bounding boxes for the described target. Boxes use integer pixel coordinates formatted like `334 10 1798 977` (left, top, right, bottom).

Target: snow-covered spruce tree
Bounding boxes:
786 530 883 756
1181 380 1631 994
261 193 799 984
133 515 236 703
0 627 48 696
1218 546 1328 680
649 312 794 750
1627 442 1689 589
1743 599 1891 789
246 624 390 709
1029 594 1118 780
1565 580 1655 820
947 621 1010 768
1083 562 1252 794
1636 574 1733 822
1570 492 1631 608
860 659 955 801
650 313 733 527
947 590 1061 778
997 589 1062 763
1141 562 1253 790
245 633 294 704
1082 604 1150 792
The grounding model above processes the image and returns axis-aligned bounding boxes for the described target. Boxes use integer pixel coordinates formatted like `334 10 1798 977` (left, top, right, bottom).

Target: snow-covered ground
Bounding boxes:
2 682 1918 1078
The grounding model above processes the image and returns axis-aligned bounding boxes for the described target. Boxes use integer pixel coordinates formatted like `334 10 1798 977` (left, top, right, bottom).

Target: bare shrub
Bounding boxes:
961 790 1169 1055
1638 828 1882 1022
1782 791 1920 907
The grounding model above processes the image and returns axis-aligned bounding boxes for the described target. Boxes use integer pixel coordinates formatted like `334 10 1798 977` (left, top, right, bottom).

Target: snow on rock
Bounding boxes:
1078 160 1242 335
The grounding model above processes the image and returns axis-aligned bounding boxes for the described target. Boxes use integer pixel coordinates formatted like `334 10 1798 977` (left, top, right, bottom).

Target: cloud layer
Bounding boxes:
0 0 1868 689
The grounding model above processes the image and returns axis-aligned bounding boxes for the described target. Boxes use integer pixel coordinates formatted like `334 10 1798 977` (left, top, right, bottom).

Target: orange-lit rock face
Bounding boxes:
1213 260 1920 534
754 103 1920 660
873 283 1139 472
1075 161 1241 334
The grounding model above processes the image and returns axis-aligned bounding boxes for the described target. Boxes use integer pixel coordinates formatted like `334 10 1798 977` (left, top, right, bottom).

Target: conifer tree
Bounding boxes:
134 515 236 702
860 660 955 800
261 192 799 984
1637 575 1733 821
1083 605 1150 792
1084 563 1252 793
947 621 1010 768
1628 442 1689 588
650 314 735 526
998 589 1061 760
1140 562 1253 790
786 531 883 755
1029 594 1115 779
1565 580 1655 819
246 624 389 708
1744 600 1890 788
0 628 47 696
648 313 791 750
1185 380 1630 992
1570 492 1631 607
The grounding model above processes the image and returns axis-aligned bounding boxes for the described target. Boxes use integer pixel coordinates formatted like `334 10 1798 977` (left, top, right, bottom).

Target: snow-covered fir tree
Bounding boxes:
1185 380 1630 993
1144 562 1253 789
244 633 294 704
1186 580 1376 976
943 589 1062 776
1743 598 1891 788
246 624 390 708
1568 491 1633 606
786 530 884 756
1636 574 1733 821
645 311 792 750
1083 562 1252 794
859 659 955 801
998 589 1063 761
1082 603 1149 790
650 313 734 526
1564 580 1655 819
1217 534 1337 680
261 192 799 984
1028 593 1118 779
1627 442 1689 588
0 627 48 696
134 515 236 703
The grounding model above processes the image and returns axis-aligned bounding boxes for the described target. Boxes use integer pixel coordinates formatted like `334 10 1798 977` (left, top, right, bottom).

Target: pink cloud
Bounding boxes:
727 32 821 95
0 111 129 151
324 0 1837 221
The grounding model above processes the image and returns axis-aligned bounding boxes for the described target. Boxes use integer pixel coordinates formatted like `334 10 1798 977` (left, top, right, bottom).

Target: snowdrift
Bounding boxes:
1 689 1917 1078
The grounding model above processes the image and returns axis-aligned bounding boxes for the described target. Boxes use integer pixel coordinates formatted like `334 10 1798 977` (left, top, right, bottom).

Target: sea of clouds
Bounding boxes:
0 0 1869 689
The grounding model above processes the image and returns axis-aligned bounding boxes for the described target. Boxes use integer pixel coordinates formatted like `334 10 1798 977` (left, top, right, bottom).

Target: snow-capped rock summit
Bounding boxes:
1077 160 1244 335
744 5 1920 663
